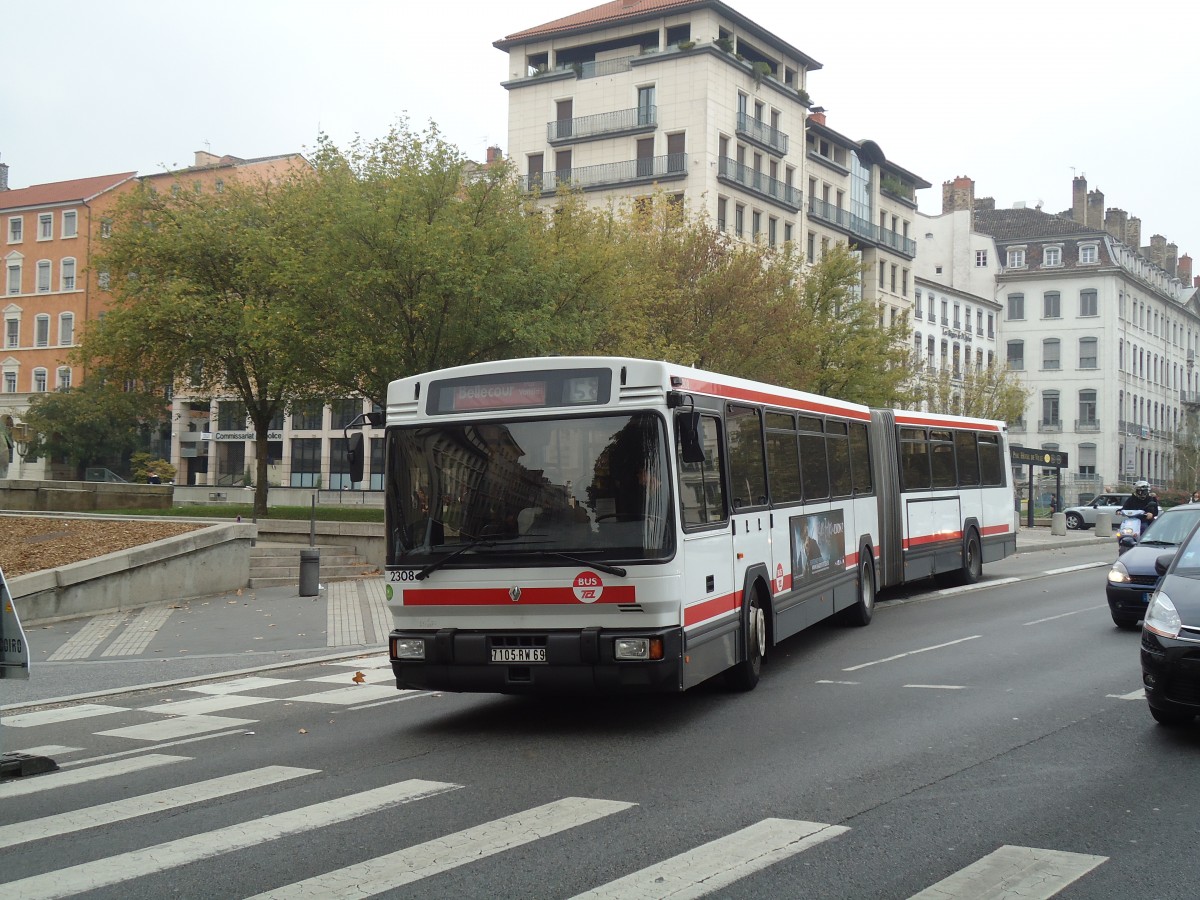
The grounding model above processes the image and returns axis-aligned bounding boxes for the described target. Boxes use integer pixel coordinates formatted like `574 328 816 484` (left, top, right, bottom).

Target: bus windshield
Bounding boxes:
385 412 672 565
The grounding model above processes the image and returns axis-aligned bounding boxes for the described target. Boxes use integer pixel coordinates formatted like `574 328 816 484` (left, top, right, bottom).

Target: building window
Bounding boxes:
783 222 792 243
975 249 988 267
1041 390 1060 427
331 398 360 429
62 210 78 238
953 303 961 328
735 204 744 238
1080 243 1098 264
1007 340 1024 370
33 368 48 392
1079 337 1097 368
57 366 71 390
100 218 112 239
59 312 74 346
291 399 324 431
36 260 51 292
1043 246 1061 267
1079 390 1097 426
940 299 948 325
215 179 224 193
38 214 53 240
807 230 815 261
751 211 761 240
1042 338 1060 370
768 216 777 247
5 317 17 348
1043 291 1060 318
1007 293 1024 320
61 258 76 290
217 400 248 431
3 371 15 393
914 291 923 319
7 217 21 243
35 314 50 347
290 437 322 487
1007 247 1026 268
987 313 995 338
1079 289 1098 317
717 197 727 231
98 271 110 290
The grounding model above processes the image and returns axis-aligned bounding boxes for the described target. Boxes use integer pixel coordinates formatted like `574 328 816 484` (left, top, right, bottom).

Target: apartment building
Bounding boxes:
495 0 927 309
945 175 1200 496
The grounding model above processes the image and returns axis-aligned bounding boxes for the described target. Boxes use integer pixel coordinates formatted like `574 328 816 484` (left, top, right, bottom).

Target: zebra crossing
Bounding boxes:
0 752 1110 900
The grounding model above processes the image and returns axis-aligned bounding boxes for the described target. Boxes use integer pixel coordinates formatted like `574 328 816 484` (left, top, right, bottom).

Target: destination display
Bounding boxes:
429 368 611 415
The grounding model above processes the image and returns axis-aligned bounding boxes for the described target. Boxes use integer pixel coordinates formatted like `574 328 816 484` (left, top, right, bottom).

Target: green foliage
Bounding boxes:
919 362 1029 422
21 381 167 478
130 451 176 484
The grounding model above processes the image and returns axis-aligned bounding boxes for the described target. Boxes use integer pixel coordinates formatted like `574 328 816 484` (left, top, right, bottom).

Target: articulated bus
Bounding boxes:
351 357 1015 695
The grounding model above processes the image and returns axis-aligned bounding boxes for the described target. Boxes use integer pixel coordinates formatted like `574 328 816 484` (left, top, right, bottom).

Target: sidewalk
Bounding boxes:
1016 522 1115 553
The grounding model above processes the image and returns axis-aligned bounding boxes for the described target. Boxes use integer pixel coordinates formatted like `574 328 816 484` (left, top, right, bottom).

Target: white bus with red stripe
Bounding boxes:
365 357 1015 694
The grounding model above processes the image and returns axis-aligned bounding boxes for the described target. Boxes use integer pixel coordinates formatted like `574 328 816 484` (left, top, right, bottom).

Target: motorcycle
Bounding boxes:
1117 508 1152 555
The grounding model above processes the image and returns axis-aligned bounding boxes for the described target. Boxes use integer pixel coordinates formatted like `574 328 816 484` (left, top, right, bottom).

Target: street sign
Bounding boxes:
0 566 30 680
1010 447 1068 468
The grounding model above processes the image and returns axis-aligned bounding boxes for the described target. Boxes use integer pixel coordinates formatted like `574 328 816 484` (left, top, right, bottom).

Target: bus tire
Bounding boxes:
725 591 766 691
961 531 983 584
839 555 875 627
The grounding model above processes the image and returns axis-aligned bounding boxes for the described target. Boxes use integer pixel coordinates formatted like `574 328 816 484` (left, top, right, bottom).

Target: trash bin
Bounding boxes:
299 548 320 596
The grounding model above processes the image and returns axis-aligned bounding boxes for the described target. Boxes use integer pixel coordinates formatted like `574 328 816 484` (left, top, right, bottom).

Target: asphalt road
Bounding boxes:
4 538 1196 899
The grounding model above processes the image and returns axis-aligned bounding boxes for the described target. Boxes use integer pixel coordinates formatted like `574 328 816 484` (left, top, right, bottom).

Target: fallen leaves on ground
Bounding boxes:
0 516 203 579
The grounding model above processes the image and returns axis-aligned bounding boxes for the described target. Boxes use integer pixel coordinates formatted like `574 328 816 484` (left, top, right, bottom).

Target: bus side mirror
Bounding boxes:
348 432 365 484
679 412 706 465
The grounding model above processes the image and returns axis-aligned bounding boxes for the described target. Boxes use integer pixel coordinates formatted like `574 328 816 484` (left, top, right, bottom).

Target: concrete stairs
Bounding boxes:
248 541 379 589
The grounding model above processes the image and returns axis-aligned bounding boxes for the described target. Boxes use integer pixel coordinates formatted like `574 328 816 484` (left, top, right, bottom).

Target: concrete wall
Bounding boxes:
0 479 172 512
9 521 254 624
254 520 385 568
171 485 383 508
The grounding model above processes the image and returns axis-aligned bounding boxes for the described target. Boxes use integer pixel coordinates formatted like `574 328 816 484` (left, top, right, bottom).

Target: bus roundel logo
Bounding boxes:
775 563 785 593
573 571 604 604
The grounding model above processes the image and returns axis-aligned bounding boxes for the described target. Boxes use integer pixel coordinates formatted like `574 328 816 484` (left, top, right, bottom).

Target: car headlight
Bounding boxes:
1144 592 1182 638
1107 561 1132 584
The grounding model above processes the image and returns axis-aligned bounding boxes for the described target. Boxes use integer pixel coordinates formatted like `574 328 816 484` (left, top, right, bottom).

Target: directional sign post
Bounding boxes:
1 565 57 778
1010 448 1069 529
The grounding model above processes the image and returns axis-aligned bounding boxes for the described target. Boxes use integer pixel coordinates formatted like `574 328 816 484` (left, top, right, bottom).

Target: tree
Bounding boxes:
920 362 1029 422
84 173 322 516
20 381 166 479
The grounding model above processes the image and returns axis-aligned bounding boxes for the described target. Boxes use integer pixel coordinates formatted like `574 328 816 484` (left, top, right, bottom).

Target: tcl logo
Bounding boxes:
573 571 604 603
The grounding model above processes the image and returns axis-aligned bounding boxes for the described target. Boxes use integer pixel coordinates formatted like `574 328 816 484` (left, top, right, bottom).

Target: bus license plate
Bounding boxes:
491 648 546 663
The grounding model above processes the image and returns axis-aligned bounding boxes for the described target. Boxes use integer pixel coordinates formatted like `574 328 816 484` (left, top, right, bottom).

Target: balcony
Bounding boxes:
1075 419 1101 432
520 154 688 195
717 157 801 211
1038 420 1062 433
735 112 789 156
808 197 874 241
1181 391 1200 407
548 106 657 144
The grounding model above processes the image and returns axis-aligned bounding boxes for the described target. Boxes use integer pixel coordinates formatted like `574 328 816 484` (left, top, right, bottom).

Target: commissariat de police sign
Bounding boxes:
0 566 30 680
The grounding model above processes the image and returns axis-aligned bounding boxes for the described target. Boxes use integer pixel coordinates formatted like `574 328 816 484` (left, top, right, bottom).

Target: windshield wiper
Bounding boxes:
415 538 497 580
536 551 627 578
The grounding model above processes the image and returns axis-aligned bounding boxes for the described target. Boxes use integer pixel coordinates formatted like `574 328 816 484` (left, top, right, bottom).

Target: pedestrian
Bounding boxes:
1049 495 1058 515
1191 490 1200 504
147 470 161 484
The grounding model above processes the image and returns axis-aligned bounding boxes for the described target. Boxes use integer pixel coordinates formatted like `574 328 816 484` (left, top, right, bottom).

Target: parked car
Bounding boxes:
1140 517 1200 725
1107 504 1200 628
1063 493 1125 530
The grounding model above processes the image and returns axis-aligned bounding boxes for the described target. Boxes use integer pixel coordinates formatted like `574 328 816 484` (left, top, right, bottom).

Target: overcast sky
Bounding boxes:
5 0 1196 259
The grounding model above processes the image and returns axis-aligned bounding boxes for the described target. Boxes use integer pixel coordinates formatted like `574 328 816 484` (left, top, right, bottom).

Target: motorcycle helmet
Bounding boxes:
1135 480 1150 498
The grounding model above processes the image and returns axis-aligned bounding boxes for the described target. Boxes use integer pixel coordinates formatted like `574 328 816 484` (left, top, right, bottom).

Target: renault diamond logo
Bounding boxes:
509 586 522 603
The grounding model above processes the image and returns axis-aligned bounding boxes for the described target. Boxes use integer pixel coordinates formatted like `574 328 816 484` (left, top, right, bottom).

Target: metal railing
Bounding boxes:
717 157 801 210
807 197 917 256
521 153 688 194
548 106 656 142
735 112 789 155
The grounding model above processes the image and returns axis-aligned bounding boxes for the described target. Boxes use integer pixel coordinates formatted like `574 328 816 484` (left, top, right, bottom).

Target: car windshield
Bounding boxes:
384 412 672 566
1168 521 1200 575
1139 508 1200 545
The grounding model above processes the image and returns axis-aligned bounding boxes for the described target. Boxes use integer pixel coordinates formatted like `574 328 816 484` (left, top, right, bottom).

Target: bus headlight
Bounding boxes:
614 637 664 660
391 637 426 660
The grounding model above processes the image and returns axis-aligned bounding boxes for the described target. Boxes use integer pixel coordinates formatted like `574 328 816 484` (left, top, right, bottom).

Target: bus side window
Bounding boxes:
677 414 727 526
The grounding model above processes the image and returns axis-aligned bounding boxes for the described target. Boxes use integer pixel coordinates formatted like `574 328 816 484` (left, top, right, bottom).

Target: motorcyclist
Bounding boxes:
1119 480 1159 523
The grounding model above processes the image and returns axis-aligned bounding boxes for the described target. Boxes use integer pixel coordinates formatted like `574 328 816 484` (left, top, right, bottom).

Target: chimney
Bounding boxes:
974 196 995 211
1149 235 1167 268
1071 175 1087 224
486 145 503 165
1104 208 1127 242
1126 216 1141 253
1179 254 1193 285
1086 189 1104 229
194 150 221 168
1166 243 1178 276
808 106 826 126
941 176 975 215
0 158 7 191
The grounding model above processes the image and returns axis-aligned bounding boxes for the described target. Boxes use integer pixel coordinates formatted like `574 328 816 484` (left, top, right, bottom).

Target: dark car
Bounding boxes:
1141 517 1200 725
1107 504 1200 629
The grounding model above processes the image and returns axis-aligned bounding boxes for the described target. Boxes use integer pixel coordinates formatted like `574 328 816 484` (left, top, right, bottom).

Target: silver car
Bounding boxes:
1063 493 1125 530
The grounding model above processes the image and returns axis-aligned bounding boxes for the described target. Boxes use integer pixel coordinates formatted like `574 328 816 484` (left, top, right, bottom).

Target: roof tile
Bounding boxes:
0 173 136 211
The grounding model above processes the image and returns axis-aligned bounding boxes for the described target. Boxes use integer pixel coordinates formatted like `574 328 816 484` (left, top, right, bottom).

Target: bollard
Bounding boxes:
299 548 320 597
1050 511 1067 536
1095 512 1113 535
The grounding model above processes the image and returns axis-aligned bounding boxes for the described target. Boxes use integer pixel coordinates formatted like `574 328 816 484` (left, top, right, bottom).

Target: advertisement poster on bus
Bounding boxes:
790 510 846 585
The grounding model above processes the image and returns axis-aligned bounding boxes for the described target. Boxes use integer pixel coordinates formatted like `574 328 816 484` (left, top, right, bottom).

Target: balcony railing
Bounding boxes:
578 56 635 78
1181 391 1200 406
1075 419 1101 432
548 106 656 143
807 198 916 256
1038 420 1062 433
735 112 789 155
718 157 801 211
520 153 688 194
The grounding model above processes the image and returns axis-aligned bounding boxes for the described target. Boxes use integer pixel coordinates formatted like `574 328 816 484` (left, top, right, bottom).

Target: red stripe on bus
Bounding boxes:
402 586 637 606
981 523 1012 536
674 377 870 421
684 590 741 627
904 531 964 550
892 413 1001 431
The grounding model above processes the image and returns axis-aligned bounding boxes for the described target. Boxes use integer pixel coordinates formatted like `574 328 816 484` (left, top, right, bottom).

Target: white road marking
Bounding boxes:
2 704 130 728
348 691 431 710
1108 689 1146 700
101 604 173 657
283 684 400 705
46 613 124 661
1024 605 1107 625
569 818 849 899
816 680 860 685
96 714 257 742
0 765 316 849
305 668 393 685
138 694 276 716
0 754 189 799
937 577 1019 596
7 745 81 758
58 729 251 768
0 778 460 900
248 796 635 899
844 636 981 672
907 844 1106 900
319 653 391 668
183 676 298 695
904 684 966 690
1043 562 1108 576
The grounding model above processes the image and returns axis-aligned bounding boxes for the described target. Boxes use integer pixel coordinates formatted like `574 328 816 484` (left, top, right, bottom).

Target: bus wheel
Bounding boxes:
725 596 765 691
839 557 875 627
962 532 982 584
